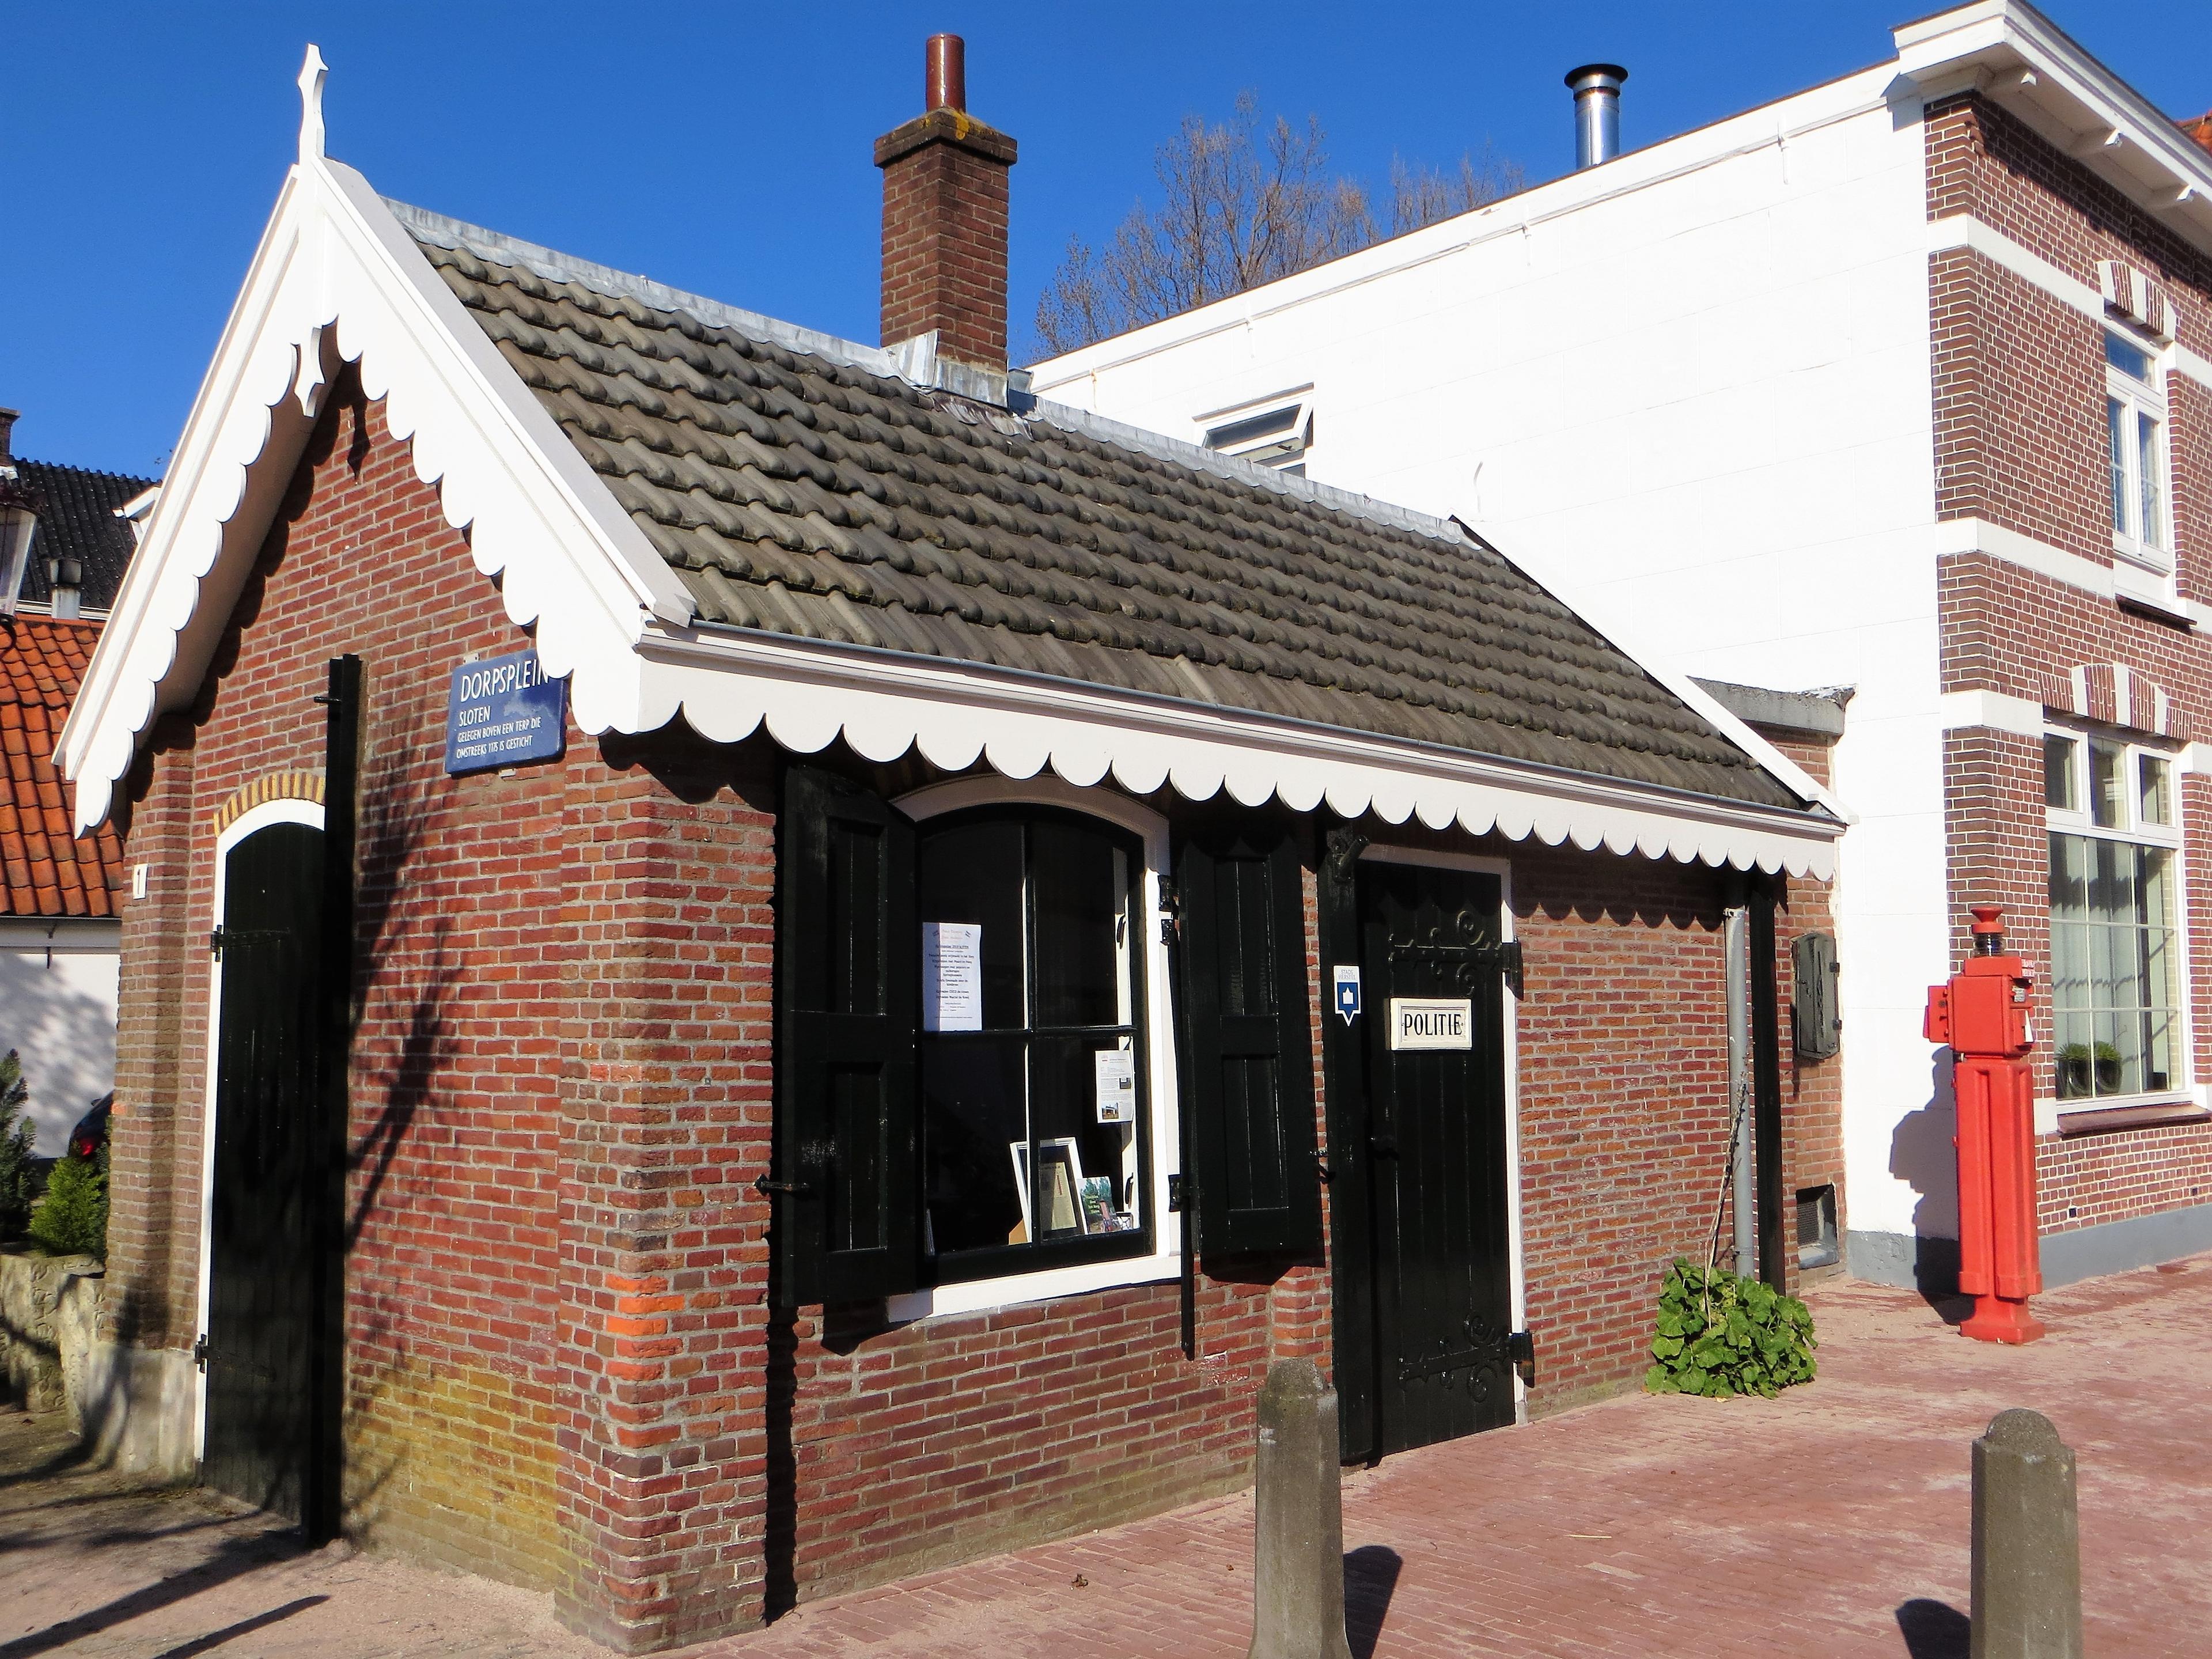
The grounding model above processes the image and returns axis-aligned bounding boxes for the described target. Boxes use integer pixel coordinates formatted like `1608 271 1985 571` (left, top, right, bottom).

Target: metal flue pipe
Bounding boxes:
1566 63 1627 169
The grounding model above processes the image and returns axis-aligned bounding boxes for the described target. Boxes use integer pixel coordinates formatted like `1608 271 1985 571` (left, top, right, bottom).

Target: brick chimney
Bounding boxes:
2184 112 2212 157
874 35 1017 371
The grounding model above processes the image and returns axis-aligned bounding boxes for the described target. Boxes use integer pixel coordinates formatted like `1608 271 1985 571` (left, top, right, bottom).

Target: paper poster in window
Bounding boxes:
922 922 983 1032
1093 1047 1137 1124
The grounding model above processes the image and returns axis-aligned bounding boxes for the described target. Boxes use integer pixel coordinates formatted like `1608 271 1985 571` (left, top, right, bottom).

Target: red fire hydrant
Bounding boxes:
1923 905 2044 1343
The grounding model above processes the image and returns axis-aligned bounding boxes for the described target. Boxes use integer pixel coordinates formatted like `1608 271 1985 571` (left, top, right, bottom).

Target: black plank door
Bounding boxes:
1359 859 1514 1454
204 820 328 1520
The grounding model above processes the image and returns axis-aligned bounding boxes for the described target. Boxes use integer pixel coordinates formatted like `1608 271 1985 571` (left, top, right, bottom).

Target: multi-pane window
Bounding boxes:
2105 331 2168 568
1200 389 1313 477
2044 730 2182 1103
918 809 1150 1278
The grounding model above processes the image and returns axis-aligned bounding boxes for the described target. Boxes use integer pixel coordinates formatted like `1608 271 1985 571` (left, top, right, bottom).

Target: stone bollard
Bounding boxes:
1247 1359 1354 1659
1971 1408 2084 1659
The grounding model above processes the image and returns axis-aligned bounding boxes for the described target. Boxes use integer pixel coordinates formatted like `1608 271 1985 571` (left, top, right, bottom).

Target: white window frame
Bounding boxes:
2041 723 2191 1119
2104 328 2172 574
885 774 1182 1323
1195 384 1314 476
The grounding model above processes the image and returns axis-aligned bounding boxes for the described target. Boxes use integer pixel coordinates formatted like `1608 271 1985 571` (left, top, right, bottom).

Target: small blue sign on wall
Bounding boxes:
445 649 566 775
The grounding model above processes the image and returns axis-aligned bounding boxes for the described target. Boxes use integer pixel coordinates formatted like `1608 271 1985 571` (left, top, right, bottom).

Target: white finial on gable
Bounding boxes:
298 44 328 164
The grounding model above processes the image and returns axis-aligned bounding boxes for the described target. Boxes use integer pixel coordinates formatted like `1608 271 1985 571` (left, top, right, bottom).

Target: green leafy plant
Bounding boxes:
29 1141 107 1259
2056 1041 2123 1097
1644 1257 1817 1399
0 1050 36 1240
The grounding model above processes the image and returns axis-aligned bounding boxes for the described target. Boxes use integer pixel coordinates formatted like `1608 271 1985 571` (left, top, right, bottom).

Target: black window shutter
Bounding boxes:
1176 817 1321 1258
772 766 920 1306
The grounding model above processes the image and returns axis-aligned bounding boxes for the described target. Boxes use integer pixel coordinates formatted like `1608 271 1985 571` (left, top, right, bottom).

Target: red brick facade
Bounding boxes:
101 377 1836 1647
1926 93 2212 1245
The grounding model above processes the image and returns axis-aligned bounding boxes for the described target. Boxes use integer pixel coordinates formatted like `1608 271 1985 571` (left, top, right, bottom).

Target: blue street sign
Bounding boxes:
1334 965 1361 1024
444 649 567 775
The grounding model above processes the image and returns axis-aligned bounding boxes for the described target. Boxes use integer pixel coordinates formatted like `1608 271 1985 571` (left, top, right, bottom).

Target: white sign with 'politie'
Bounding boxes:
1389 998 1472 1051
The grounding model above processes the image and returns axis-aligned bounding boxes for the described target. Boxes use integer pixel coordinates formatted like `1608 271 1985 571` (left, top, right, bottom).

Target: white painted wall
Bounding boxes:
0 923 121 1155
1036 66 1953 1244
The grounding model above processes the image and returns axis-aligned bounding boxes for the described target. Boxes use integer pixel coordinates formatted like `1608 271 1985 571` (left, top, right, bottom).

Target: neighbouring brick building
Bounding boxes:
1037 0 2212 1296
56 40 1843 1649
0 407 153 1153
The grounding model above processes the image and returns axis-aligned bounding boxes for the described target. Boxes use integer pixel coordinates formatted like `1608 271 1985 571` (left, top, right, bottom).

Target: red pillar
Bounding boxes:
1924 906 2044 1344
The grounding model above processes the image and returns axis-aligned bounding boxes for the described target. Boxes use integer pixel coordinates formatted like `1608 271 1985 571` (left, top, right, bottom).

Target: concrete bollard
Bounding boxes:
1971 1408 2084 1659
1247 1359 1354 1659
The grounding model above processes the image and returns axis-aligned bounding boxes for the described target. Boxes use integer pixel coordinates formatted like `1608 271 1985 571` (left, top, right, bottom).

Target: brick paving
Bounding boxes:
8 1262 2211 1657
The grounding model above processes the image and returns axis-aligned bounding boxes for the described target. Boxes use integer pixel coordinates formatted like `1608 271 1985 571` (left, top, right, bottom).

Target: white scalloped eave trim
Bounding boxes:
650 654 1839 881
67 180 650 831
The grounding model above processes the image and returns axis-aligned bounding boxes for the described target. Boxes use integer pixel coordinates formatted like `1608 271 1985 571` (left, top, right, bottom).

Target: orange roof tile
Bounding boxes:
0 615 122 919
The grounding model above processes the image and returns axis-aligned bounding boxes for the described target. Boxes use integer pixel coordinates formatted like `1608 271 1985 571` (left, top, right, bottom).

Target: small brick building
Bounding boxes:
58 44 1842 1649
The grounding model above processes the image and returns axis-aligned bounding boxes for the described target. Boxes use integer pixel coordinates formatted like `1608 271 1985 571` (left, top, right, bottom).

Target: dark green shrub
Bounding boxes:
30 1142 107 1258
1644 1257 1817 1399
0 1050 35 1240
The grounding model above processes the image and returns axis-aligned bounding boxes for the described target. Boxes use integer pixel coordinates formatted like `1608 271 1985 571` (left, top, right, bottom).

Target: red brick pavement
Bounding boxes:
708 1265 2211 1658
7 1263 2208 1657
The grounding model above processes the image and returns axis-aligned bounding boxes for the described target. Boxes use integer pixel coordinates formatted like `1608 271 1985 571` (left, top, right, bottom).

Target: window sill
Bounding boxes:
2112 563 2194 626
2055 1100 2210 1138
887 1249 1180 1324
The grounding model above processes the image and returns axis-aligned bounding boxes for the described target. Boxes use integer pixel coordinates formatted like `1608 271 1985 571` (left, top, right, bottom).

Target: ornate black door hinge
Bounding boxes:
208 927 225 960
753 1174 813 1198
193 1333 211 1373
1157 878 1183 946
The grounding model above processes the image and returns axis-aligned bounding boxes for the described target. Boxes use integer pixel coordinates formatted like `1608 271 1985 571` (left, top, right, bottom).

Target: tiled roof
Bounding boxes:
0 615 121 917
413 233 1803 812
2184 113 2212 158
12 459 154 613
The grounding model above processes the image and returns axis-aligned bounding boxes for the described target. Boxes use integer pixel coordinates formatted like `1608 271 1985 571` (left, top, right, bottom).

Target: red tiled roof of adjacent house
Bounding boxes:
0 615 122 917
2183 113 2212 157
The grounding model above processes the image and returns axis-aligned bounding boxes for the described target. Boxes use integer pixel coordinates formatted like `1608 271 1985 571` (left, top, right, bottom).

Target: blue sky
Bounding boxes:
5 1 2207 477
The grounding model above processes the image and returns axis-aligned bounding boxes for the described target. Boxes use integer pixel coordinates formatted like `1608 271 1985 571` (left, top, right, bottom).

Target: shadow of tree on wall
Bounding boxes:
333 692 462 1534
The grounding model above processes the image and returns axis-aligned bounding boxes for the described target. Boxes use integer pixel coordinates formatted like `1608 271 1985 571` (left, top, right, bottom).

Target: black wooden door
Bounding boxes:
1359 860 1514 1454
204 821 328 1520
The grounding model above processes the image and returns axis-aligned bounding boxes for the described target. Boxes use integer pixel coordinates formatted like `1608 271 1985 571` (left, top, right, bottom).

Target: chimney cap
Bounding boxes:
1565 63 1628 93
926 33 965 113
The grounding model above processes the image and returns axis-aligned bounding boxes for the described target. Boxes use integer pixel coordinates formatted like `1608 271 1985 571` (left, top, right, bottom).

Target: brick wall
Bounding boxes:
108 378 1839 1645
1926 93 2212 1243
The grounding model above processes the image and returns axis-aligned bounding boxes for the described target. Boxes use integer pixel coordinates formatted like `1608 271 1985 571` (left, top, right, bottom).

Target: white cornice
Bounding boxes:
1896 1 2212 259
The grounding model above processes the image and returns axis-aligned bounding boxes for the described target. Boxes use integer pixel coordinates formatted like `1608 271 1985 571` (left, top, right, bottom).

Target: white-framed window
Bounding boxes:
2104 330 2170 571
887 776 1181 1322
1198 386 1313 477
2043 727 2184 1103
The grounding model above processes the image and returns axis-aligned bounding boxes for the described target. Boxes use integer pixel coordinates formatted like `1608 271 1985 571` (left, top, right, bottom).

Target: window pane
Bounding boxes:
920 819 1026 1029
921 1037 1029 1255
2049 833 2179 1100
2106 332 2154 383
2138 754 2171 826
1031 819 1128 1029
1029 1035 1143 1237
2138 411 2162 549
2108 397 2130 533
2089 740 2124 828
2044 735 2078 810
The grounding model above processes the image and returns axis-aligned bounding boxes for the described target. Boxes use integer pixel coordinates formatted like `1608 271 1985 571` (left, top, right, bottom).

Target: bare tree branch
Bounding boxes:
1032 97 1522 358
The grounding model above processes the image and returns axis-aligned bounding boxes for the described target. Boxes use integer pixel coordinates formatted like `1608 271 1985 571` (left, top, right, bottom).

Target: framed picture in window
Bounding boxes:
1010 1138 1086 1240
